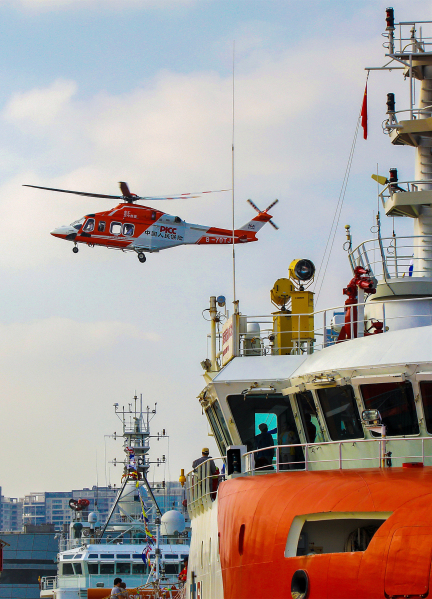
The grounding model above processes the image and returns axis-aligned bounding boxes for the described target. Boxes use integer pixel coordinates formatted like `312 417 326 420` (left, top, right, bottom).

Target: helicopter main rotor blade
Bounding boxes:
23 185 124 200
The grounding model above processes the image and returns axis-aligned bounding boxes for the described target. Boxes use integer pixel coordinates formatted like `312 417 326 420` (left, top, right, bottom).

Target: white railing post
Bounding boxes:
276 447 280 473
304 445 308 471
323 310 327 348
422 438 425 464
339 443 342 469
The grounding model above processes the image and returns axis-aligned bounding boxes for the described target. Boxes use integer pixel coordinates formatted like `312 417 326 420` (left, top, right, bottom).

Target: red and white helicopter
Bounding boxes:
24 182 278 262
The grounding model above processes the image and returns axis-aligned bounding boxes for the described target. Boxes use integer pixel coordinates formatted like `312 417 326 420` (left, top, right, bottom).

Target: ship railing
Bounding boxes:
235 294 432 356
185 458 226 516
40 576 57 590
59 533 189 551
243 437 432 474
349 234 432 280
391 20 432 54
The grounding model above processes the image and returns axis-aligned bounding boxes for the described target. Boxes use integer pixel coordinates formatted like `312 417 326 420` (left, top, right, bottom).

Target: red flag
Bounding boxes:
361 83 368 140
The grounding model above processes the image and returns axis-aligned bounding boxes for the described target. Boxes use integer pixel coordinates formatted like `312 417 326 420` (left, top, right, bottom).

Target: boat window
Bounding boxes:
360 381 419 436
149 554 155 559
63 555 73 559
132 563 145 574
165 563 179 574
132 554 142 559
110 222 122 235
420 381 432 433
88 563 98 574
83 218 95 232
317 386 363 441
71 217 85 230
227 394 302 468
74 554 82 559
205 405 227 456
100 554 112 559
88 553 98 559
123 223 134 236
100 563 115 574
61 563 74 575
285 512 392 557
213 401 232 447
116 563 131 574
181 554 189 560
73 563 82 575
98 221 106 232
295 391 325 443
116 554 131 559
164 554 178 559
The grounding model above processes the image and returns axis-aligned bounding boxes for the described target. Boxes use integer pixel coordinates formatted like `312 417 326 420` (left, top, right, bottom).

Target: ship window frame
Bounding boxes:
132 563 146 574
295 391 325 443
205 401 230 456
87 563 99 575
115 562 131 575
418 381 432 434
316 385 364 441
360 380 419 437
61 562 74 575
72 562 82 575
100 563 115 575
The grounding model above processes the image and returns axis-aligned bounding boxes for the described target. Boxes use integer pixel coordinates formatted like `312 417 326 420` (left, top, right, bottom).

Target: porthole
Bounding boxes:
238 524 245 555
291 570 308 599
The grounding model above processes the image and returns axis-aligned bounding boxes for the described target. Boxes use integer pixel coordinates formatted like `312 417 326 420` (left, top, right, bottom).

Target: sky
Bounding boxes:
0 0 429 498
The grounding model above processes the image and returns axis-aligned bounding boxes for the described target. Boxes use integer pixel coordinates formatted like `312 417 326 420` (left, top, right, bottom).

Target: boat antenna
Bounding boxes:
232 40 237 308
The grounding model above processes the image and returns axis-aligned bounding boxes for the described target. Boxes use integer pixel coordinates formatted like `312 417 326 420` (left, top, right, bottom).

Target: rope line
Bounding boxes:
314 73 369 304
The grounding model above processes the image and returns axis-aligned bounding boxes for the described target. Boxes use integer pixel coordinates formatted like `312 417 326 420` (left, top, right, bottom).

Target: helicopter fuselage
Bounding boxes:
50 203 272 257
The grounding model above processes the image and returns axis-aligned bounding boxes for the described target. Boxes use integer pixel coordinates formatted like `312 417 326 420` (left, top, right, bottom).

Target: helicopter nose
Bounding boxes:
50 226 77 240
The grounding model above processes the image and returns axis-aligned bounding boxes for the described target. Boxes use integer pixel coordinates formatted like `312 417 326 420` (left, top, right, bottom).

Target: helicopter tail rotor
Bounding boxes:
247 198 279 230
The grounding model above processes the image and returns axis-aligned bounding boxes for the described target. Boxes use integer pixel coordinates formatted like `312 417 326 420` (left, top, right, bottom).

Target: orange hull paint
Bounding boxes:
217 468 432 599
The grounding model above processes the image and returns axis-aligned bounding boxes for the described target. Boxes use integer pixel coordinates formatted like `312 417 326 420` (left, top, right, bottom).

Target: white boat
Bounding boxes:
40 399 189 599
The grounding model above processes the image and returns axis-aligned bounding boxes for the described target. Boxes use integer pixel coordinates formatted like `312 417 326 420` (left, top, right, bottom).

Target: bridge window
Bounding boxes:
206 401 231 455
83 218 95 232
88 563 98 574
165 563 180 574
360 381 418 436
73 563 82 575
295 391 325 443
110 222 122 235
227 394 301 468
132 563 145 574
116 562 130 574
419 382 432 434
100 563 115 574
317 386 363 441
61 562 74 575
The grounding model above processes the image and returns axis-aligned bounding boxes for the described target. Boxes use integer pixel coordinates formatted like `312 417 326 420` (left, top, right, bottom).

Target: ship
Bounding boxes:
182 9 432 599
40 398 189 599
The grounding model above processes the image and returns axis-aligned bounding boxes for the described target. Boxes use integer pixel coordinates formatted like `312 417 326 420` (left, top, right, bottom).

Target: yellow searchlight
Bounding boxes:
271 259 315 355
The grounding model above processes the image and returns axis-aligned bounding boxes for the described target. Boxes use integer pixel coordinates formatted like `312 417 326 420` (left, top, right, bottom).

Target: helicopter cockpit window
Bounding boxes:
83 218 95 232
317 386 363 441
123 223 135 236
360 381 418 436
71 217 85 231
110 222 122 235
98 221 106 232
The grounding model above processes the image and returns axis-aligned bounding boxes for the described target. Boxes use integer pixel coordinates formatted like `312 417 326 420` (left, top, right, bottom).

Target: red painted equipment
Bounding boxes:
69 498 90 511
337 266 378 341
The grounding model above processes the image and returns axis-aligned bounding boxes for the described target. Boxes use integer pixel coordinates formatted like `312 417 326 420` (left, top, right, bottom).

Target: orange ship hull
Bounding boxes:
217 467 432 599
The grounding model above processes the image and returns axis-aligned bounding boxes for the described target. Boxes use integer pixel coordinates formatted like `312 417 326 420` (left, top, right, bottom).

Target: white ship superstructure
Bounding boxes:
40 398 189 599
